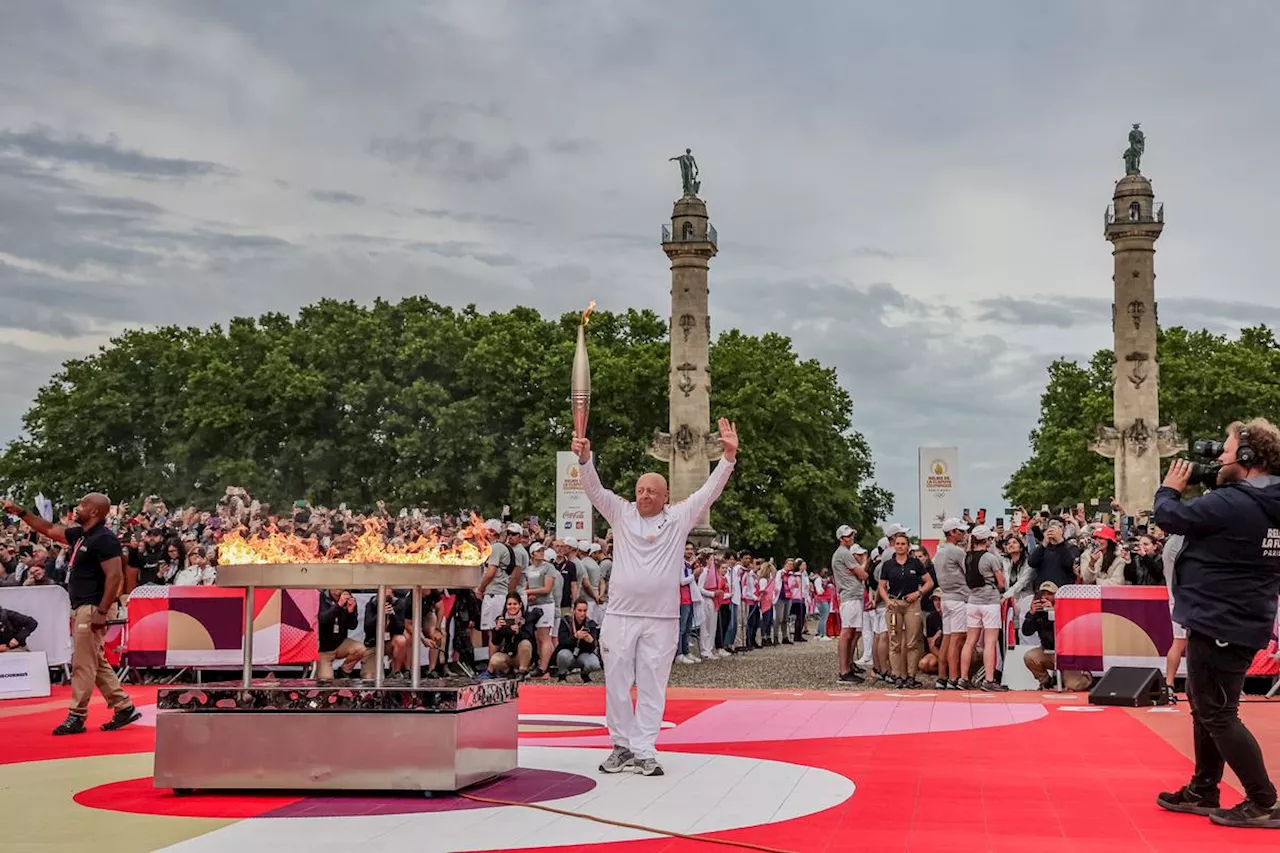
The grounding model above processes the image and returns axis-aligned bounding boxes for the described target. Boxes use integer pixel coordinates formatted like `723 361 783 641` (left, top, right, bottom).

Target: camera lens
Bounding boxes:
1187 461 1222 488
1192 439 1224 458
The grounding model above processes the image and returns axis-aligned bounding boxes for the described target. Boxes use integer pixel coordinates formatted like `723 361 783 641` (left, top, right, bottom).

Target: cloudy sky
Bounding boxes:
3 1 1280 524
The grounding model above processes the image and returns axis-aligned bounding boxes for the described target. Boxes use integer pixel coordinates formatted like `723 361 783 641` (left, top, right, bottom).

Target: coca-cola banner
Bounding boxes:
555 451 595 539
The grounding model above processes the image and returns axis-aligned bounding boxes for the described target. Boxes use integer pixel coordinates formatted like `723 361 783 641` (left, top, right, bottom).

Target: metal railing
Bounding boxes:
1105 202 1164 227
661 222 718 246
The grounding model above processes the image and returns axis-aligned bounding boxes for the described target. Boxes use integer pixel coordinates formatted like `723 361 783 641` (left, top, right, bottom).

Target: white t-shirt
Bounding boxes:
579 455 735 619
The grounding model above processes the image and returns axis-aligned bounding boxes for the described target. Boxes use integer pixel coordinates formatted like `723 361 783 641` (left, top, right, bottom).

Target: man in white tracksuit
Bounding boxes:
572 418 738 777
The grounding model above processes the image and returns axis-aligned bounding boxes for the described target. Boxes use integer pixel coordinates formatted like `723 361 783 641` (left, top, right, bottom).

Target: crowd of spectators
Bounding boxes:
0 490 1206 692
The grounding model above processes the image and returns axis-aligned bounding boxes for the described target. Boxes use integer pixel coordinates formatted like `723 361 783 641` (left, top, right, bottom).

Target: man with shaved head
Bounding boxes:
572 417 738 777
4 493 141 735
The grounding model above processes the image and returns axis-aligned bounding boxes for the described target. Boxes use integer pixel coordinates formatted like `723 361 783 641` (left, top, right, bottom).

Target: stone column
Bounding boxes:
1089 170 1183 515
648 196 721 545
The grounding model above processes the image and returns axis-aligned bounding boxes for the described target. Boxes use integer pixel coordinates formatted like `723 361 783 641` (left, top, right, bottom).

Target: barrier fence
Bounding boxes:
125 585 318 668
1054 584 1279 678
0 585 72 666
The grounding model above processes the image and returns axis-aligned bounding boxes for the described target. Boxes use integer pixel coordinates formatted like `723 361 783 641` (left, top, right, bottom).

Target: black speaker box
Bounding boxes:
1088 666 1167 707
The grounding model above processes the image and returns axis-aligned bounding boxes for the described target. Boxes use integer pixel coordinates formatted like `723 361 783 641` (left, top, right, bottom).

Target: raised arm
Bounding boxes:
572 437 628 528
673 418 739 528
3 500 69 545
1153 486 1228 537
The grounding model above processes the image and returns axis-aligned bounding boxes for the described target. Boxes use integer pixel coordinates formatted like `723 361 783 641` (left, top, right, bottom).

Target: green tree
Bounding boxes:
1005 325 1280 509
0 297 892 565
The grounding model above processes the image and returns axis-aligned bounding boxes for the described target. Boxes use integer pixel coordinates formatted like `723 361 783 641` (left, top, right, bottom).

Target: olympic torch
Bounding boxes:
572 301 595 439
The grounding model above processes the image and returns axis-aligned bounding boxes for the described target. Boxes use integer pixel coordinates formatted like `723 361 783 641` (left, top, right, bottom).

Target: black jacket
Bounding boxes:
1155 476 1280 649
318 591 359 653
0 607 38 647
1028 536 1080 589
363 593 408 648
1124 552 1166 586
555 614 599 657
1022 608 1054 651
492 606 542 655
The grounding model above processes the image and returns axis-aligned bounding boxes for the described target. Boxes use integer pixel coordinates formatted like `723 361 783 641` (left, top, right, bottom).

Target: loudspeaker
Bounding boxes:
1088 666 1167 707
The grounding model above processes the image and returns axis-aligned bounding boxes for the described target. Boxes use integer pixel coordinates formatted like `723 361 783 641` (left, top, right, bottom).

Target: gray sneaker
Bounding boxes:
632 757 664 776
598 746 635 774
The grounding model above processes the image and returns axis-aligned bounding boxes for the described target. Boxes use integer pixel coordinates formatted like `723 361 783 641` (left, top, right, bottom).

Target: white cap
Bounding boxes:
941 517 966 534
530 542 545 553
562 538 579 551
884 523 910 538
543 548 558 561
587 542 602 553
506 523 522 535
877 537 889 550
851 544 867 555
970 525 993 541
484 519 502 533
835 524 856 540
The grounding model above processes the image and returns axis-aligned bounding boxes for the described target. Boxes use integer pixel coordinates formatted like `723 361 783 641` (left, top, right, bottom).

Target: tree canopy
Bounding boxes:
0 296 892 564
1004 325 1280 509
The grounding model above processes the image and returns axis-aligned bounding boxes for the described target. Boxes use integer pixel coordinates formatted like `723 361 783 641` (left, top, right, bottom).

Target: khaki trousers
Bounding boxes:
886 599 923 678
316 637 376 679
70 604 131 717
1024 647 1092 691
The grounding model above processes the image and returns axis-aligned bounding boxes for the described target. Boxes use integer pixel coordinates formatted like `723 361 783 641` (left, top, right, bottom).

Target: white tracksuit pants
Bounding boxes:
699 597 718 659
600 613 677 760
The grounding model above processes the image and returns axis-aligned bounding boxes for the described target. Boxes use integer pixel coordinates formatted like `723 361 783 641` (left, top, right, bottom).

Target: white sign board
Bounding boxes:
555 451 595 540
918 447 959 545
0 651 51 699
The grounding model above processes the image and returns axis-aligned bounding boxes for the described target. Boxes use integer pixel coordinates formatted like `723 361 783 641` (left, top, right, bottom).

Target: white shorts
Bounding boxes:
966 602 1001 630
871 608 887 634
839 599 863 628
535 605 556 629
941 600 968 634
480 594 505 630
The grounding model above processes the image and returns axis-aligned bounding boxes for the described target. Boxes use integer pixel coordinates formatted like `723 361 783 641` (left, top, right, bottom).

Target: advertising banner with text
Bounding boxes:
918 447 959 554
555 451 595 539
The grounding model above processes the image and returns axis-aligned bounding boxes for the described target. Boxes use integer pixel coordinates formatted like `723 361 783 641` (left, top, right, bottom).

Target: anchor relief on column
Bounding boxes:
676 362 697 396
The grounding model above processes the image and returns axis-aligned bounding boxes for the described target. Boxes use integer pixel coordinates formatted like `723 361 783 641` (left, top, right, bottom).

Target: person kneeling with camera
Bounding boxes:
488 594 542 677
1153 419 1280 829
555 599 602 682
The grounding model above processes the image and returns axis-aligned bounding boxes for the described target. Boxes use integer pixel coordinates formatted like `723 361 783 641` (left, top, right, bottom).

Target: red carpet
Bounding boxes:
5 685 1279 852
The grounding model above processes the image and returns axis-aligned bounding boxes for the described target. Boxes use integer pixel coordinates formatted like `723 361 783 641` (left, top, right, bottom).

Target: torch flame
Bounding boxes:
581 300 596 326
217 514 492 566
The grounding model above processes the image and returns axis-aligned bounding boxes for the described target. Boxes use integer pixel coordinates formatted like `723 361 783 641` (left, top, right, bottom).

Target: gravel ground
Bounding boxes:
542 625 897 692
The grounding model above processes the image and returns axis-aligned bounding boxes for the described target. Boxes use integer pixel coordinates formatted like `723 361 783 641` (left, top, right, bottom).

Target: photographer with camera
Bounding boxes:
1153 419 1280 829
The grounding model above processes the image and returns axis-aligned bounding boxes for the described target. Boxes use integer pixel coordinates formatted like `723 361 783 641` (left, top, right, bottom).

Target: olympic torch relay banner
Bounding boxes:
126 585 319 668
556 450 595 539
918 447 959 554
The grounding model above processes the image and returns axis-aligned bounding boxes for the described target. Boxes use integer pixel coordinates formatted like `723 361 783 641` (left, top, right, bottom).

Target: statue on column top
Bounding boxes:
669 148 701 197
1123 123 1145 175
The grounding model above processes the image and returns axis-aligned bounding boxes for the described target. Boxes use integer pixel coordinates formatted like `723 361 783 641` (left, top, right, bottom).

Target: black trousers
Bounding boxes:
716 603 732 649
790 601 807 641
1185 630 1277 807
745 604 761 648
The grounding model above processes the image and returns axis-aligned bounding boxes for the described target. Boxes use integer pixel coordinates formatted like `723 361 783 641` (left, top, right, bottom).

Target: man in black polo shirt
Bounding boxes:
3 493 140 735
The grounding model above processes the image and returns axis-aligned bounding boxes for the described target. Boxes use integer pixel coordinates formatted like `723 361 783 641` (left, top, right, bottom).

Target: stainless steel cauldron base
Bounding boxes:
153 700 517 792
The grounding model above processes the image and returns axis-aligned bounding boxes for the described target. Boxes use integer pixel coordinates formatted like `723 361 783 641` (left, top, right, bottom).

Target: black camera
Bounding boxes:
1187 438 1224 488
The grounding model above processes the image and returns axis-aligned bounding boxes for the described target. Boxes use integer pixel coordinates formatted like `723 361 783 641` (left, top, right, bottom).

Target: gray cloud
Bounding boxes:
370 133 530 183
2 1 1279 523
976 297 1108 329
0 126 236 180
407 207 528 226
310 189 366 205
